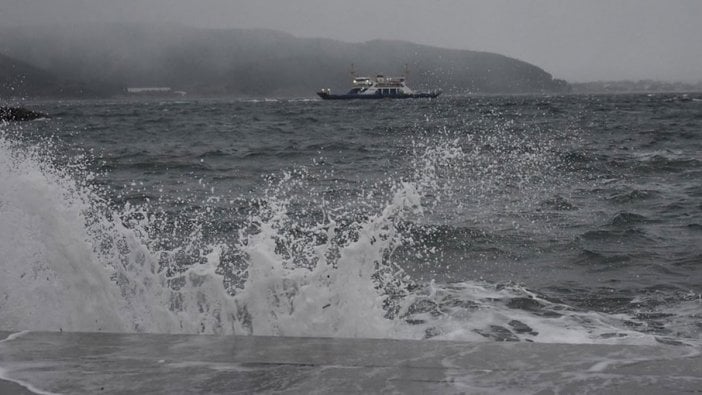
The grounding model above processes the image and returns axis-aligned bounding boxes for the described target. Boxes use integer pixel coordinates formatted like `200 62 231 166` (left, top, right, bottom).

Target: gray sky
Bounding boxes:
2 0 701 82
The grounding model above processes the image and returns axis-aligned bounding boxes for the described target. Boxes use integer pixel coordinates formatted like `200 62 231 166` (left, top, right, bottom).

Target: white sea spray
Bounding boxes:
0 127 692 346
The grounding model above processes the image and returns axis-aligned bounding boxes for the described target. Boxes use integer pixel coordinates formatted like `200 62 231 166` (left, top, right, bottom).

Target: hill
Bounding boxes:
0 52 62 98
0 23 569 97
0 52 122 99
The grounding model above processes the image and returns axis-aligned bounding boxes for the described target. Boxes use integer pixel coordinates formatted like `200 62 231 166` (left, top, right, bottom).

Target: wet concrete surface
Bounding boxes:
0 331 700 394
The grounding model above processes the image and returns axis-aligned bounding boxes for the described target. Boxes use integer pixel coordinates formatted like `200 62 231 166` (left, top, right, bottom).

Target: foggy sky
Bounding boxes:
2 0 701 82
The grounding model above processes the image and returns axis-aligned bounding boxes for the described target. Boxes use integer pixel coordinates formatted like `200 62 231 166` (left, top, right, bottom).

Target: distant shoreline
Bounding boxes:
570 80 702 94
4 89 701 104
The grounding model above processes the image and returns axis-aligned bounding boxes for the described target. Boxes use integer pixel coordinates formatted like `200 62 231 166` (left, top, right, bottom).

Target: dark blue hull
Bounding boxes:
317 91 441 100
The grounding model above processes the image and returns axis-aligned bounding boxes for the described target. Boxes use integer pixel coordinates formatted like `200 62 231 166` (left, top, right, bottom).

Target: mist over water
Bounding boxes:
1 94 701 346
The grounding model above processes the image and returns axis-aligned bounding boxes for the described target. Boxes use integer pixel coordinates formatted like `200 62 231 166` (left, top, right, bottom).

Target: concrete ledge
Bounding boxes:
0 378 35 395
1 331 700 394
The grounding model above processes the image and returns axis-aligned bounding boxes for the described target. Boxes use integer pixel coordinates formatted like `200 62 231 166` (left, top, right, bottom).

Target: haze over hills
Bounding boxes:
0 53 59 99
0 23 569 98
0 52 120 99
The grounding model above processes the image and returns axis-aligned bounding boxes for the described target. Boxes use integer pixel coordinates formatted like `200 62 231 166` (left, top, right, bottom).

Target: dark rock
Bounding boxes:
0 106 46 121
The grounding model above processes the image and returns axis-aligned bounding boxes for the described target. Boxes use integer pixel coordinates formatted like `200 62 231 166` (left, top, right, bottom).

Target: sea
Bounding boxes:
1 93 701 347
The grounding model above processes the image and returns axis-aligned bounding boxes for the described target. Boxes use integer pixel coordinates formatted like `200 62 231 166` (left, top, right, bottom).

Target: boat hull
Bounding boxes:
317 91 441 100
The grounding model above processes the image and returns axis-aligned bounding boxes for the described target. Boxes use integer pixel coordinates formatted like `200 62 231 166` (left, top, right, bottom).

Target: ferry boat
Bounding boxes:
317 72 441 100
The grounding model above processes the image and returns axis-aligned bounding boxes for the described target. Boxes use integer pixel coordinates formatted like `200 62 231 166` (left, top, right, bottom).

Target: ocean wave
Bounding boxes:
609 211 650 226
1 113 699 346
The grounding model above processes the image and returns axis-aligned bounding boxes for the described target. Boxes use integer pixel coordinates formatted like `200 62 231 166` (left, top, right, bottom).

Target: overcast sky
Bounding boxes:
2 0 701 82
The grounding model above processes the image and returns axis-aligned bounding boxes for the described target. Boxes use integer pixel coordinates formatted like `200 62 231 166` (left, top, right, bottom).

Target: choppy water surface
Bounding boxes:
1 93 701 345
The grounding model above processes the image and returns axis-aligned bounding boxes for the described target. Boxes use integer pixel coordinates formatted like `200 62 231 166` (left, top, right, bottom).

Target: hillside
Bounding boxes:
0 52 120 99
0 23 569 97
0 52 61 98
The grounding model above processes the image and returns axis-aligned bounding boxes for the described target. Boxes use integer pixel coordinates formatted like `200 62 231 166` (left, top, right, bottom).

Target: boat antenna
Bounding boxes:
350 63 357 77
403 63 410 78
